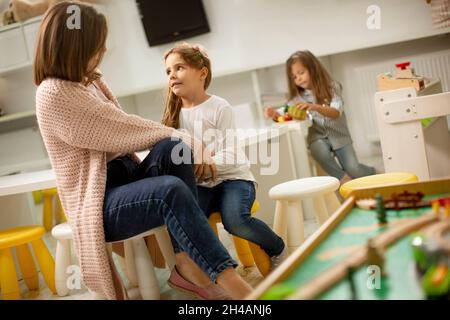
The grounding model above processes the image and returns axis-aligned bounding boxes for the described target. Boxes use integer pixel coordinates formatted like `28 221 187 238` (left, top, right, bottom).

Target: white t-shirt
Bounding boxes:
179 95 255 188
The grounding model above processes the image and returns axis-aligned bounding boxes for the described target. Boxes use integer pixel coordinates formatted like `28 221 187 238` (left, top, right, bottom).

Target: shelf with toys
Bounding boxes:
0 1 109 76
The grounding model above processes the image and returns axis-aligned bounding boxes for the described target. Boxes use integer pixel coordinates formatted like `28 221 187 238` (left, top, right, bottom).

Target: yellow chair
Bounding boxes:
42 188 66 232
339 172 419 199
208 201 271 277
0 226 56 299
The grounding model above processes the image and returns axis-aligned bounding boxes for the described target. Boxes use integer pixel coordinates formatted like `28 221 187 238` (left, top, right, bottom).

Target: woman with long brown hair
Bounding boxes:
34 1 251 300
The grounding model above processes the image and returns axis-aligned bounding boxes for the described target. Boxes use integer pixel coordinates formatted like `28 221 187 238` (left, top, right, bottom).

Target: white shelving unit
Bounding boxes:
0 16 41 75
0 110 37 134
374 79 450 180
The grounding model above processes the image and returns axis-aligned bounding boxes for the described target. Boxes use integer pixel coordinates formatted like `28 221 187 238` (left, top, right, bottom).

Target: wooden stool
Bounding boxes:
208 201 271 277
42 188 66 232
270 177 341 254
0 226 56 300
339 172 419 199
51 223 175 300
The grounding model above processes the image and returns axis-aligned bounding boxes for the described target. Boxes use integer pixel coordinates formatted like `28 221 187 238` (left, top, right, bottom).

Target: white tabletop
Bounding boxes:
0 169 56 197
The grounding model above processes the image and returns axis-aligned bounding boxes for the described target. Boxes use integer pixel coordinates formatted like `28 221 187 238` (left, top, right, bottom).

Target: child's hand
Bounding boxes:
264 106 275 119
194 148 218 183
296 103 317 112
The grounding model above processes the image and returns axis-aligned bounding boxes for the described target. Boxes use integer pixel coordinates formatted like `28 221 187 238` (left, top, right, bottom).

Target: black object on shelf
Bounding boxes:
136 0 210 47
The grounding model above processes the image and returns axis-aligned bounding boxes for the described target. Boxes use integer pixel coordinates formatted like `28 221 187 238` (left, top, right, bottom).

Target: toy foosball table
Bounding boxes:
248 179 450 300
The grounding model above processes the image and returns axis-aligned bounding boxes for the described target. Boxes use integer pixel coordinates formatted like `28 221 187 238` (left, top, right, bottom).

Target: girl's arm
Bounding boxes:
297 88 344 119
298 103 340 119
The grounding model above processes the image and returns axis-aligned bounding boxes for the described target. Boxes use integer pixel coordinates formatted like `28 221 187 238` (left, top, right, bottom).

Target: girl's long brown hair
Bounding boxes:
161 43 212 129
34 1 108 85
286 50 340 105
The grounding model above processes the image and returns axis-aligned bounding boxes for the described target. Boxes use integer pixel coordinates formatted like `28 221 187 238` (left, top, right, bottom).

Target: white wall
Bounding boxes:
101 0 449 96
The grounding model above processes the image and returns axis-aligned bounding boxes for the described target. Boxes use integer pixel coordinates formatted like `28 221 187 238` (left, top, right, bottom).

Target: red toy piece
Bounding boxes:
395 62 411 70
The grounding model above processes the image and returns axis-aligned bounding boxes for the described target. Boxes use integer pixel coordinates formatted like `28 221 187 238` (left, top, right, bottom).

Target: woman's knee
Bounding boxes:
157 138 193 165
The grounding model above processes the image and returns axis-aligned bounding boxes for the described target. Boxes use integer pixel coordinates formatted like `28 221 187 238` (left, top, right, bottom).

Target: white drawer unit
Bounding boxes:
0 23 29 71
22 18 42 62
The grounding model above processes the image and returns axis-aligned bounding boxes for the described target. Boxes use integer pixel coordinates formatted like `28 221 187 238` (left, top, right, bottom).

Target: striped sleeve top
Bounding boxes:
288 82 353 150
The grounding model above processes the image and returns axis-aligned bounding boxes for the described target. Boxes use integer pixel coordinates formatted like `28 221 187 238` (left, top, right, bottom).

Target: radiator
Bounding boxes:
354 49 450 142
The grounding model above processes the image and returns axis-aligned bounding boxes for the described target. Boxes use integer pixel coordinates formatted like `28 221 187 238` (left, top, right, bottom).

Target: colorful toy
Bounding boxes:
377 62 425 92
356 191 430 210
272 103 308 123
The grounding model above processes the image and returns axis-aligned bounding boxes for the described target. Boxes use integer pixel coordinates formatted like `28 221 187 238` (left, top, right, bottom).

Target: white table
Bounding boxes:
0 169 56 228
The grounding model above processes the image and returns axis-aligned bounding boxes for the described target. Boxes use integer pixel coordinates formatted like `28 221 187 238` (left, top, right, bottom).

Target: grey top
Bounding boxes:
288 83 352 150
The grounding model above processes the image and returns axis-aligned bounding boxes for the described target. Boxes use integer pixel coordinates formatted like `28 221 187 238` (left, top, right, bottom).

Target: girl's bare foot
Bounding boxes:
339 173 353 186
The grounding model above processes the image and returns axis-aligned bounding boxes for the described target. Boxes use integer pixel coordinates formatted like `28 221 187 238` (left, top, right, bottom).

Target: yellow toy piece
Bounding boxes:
0 226 56 299
208 200 271 277
432 200 441 216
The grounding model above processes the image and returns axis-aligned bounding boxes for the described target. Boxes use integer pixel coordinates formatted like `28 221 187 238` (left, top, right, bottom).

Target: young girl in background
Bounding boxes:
162 43 287 274
265 50 375 184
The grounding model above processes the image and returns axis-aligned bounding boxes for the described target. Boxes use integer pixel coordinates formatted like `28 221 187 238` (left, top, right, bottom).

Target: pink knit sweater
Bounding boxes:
36 77 193 299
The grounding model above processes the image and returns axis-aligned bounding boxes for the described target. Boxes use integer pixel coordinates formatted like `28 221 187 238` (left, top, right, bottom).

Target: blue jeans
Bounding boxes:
103 138 237 281
309 138 375 180
198 180 285 257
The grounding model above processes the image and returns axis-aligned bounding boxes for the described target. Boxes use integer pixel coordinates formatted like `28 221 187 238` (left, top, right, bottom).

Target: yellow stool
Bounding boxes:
42 188 66 232
208 201 271 277
339 172 419 199
0 226 56 299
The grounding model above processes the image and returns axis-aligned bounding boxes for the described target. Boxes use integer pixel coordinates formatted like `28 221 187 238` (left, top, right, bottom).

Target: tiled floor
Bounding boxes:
15 205 320 300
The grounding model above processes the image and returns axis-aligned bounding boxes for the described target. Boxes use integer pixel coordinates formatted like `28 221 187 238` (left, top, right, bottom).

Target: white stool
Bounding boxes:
51 223 176 300
269 176 341 253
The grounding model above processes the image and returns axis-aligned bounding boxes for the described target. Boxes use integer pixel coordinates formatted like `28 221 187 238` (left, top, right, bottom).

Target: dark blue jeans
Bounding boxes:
103 138 237 281
198 180 285 257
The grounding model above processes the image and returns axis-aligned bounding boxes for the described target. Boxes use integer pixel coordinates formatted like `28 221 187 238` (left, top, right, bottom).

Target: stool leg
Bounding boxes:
273 200 289 245
55 196 67 224
313 196 329 225
54 238 71 296
0 248 21 300
286 201 305 254
31 238 56 294
154 228 176 270
16 244 39 291
248 242 271 277
324 192 341 216
43 193 53 232
131 238 160 300
208 214 220 236
124 241 139 287
232 236 254 267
